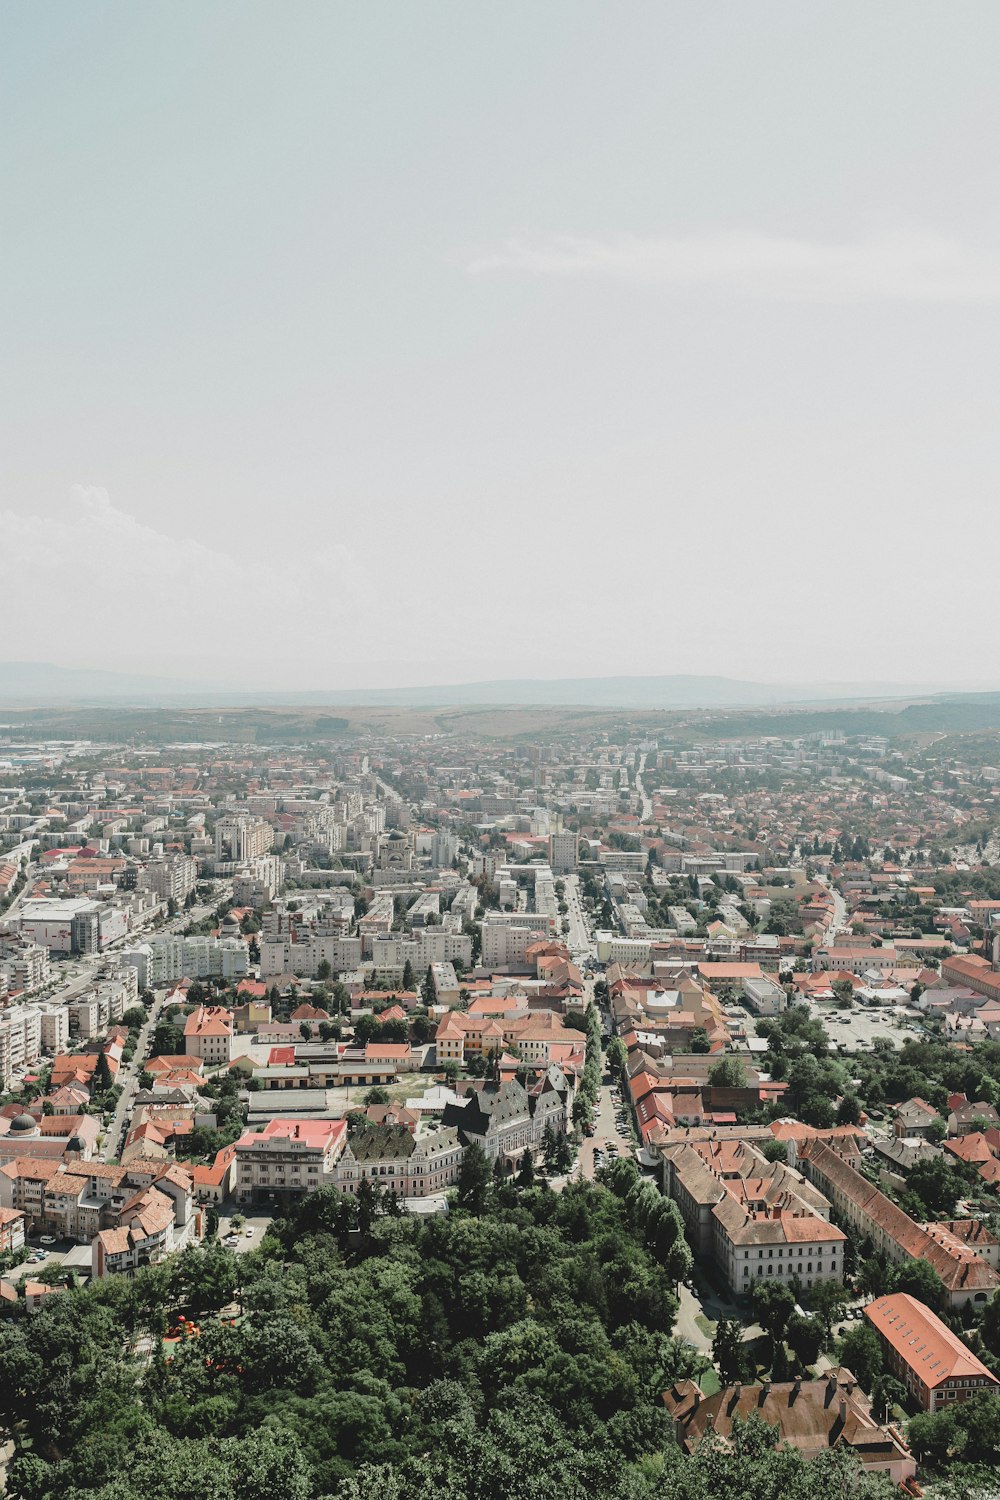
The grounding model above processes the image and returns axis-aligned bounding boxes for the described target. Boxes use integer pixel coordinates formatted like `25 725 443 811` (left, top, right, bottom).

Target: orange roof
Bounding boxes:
865 1293 999 1390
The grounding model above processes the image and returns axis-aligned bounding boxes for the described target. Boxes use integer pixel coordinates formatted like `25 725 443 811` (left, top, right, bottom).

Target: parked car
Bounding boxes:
39 1235 56 1246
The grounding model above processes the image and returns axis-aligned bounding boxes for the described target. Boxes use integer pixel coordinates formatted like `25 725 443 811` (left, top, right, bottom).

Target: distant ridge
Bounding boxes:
0 660 973 709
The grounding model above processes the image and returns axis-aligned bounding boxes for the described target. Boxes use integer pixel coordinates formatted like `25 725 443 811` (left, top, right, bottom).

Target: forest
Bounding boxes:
0 1168 901 1500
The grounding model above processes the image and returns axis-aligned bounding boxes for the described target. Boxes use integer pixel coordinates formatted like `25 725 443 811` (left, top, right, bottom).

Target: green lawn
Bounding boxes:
699 1369 721 1395
694 1313 716 1339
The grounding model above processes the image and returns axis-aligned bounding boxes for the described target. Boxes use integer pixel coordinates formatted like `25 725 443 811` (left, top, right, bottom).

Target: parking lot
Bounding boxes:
579 1073 634 1180
728 998 916 1054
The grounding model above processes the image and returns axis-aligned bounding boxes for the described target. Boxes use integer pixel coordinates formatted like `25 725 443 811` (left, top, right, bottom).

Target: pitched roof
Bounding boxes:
865 1293 999 1390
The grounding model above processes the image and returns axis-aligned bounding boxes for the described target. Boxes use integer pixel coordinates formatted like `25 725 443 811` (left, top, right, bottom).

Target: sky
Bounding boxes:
2 2 1000 693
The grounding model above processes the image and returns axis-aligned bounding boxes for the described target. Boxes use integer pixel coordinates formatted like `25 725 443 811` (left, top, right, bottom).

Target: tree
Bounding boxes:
422 966 436 1006
708 1056 747 1089
515 1149 534 1190
688 1027 711 1054
456 1143 490 1214
751 1280 795 1356
806 1278 848 1340
838 1323 883 1392
894 1257 945 1310
94 1050 113 1092
647 1337 708 1393
712 1317 748 1384
870 1374 906 1423
606 1036 627 1074
402 959 414 991
364 1086 391 1105
836 1094 862 1125
927 1115 948 1145
906 1156 960 1218
785 1311 822 1367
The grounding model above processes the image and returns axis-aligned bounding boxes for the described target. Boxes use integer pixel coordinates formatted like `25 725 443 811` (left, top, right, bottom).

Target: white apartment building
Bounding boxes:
140 854 198 905
549 831 578 875
260 934 362 979
122 935 248 986
215 816 272 863
0 1008 42 1087
0 939 50 994
36 1005 69 1054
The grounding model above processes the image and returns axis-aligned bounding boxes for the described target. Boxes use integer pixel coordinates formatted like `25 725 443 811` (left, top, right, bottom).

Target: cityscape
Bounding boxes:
3 3 1000 1497
2 710 1000 1494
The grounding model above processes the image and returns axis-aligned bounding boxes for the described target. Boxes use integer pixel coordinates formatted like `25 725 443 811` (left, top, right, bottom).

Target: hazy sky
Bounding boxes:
2 3 1000 691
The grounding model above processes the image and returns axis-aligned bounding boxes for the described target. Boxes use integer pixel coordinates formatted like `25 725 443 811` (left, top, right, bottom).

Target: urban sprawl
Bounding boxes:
5 719 1000 1495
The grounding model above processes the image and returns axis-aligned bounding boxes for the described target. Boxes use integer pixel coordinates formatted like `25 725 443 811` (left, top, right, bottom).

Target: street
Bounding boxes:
103 993 165 1161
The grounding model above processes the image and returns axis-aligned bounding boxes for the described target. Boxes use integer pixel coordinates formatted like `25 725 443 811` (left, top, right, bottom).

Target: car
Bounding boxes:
39 1235 56 1246
245 1227 254 1237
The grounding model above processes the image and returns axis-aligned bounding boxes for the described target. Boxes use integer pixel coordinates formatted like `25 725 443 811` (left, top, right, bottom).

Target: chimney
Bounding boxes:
758 1380 771 1406
791 1376 801 1403
825 1372 838 1406
728 1383 742 1415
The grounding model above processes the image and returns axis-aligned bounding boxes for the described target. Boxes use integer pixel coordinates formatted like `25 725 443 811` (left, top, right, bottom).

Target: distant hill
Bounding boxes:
0 660 985 711
305 675 951 709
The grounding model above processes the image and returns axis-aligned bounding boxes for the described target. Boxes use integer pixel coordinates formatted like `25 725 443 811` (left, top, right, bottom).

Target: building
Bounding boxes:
215 816 272 863
663 1369 915 1485
549 830 578 875
661 1136 844 1294
865 1293 1000 1412
139 854 198 906
336 1123 463 1197
234 1117 348 1204
182 1006 234 1067
122 935 248 985
799 1140 1000 1308
742 977 787 1016
91 1186 176 1277
441 1074 568 1163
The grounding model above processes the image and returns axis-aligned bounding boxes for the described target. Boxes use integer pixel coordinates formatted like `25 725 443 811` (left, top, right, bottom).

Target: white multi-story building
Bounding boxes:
140 854 198 905
215 816 272 863
549 831 578 875
0 938 50 994
234 1117 348 1205
0 1008 42 1088
122 935 248 986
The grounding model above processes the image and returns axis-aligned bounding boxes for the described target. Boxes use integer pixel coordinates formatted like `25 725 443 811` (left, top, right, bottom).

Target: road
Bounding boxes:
635 752 652 823
562 873 594 959
103 993 165 1161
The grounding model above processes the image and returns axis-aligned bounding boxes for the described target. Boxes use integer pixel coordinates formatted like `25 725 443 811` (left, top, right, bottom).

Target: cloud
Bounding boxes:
0 486 365 680
467 230 1000 304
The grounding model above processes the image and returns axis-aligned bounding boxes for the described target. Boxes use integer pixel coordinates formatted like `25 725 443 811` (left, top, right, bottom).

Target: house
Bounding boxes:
182 1006 234 1067
663 1369 915 1485
92 1186 176 1278
893 1097 941 1140
948 1100 1000 1138
0 1207 25 1253
865 1293 1000 1412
